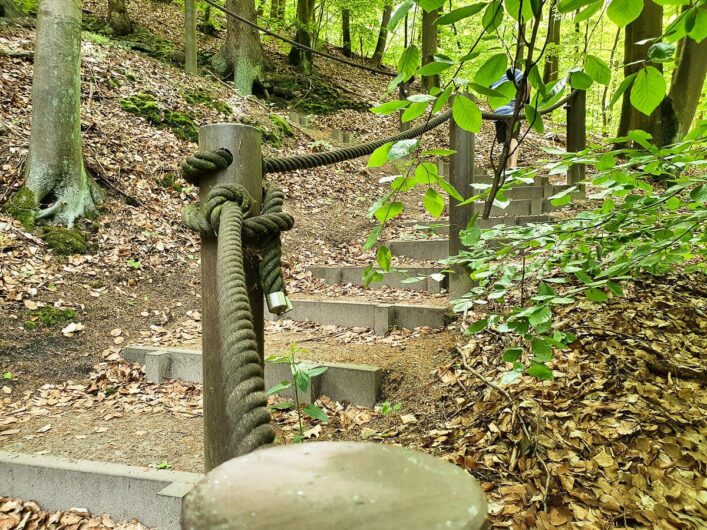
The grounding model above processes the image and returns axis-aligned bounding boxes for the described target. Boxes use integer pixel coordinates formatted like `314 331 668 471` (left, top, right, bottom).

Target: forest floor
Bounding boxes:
1 2 706 529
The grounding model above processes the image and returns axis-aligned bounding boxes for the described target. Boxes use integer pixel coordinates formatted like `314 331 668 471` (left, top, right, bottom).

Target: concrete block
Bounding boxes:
506 186 545 200
0 451 201 530
342 131 352 144
391 303 448 330
388 238 448 261
374 304 394 335
308 265 448 293
531 197 544 215
121 346 382 408
143 350 171 384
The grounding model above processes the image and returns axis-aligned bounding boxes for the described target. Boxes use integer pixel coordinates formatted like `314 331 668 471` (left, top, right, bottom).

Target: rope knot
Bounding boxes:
204 184 253 232
181 149 233 185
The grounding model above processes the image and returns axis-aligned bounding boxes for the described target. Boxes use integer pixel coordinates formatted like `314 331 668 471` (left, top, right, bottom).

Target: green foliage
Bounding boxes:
26 306 77 329
379 401 403 415
41 226 90 255
2 187 37 230
120 93 198 142
267 344 329 442
182 88 232 115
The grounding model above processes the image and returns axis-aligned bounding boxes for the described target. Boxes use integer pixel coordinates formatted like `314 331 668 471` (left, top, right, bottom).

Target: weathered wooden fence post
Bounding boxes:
566 89 586 195
185 0 198 75
198 124 264 471
398 82 411 132
448 100 475 299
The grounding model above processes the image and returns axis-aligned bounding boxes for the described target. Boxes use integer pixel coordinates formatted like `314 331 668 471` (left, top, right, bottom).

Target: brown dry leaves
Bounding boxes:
432 277 706 529
0 498 148 530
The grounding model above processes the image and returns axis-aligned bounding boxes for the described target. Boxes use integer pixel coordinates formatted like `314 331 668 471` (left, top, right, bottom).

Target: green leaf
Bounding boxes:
2 372 12 380
585 287 609 302
271 401 294 410
401 101 428 122
363 263 384 287
607 0 644 26
503 347 523 363
452 94 482 133
376 245 392 271
647 42 676 63
548 186 576 207
305 365 328 378
294 369 309 392
432 84 454 113
574 0 603 22
558 0 597 13
527 362 554 380
465 318 488 335
303 404 329 423
363 225 382 250
570 71 593 90
690 184 707 203
688 6 707 42
388 0 414 31
461 224 481 246
368 142 392 167
630 66 666 116
584 55 611 85
398 45 420 82
389 139 418 160
415 161 438 184
609 73 636 108
529 305 552 327
531 337 553 362
267 381 292 396
422 148 456 156
418 0 446 12
482 0 504 31
505 0 534 20
436 4 485 25
371 100 410 115
416 61 453 76
524 104 544 134
474 54 508 87
423 188 445 217
374 201 404 223
438 176 464 201
488 80 517 110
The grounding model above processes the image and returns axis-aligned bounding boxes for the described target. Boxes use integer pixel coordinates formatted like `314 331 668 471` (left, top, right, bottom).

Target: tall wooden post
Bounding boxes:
448 101 475 299
566 89 586 195
198 124 264 471
398 82 411 132
185 0 198 75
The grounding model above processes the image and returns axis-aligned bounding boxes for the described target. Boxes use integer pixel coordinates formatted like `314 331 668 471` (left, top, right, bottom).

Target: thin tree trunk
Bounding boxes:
617 0 663 137
25 0 101 226
288 0 315 74
269 0 280 19
371 3 392 67
256 0 266 18
278 0 285 19
421 7 439 90
106 0 132 36
601 27 621 133
0 0 22 17
542 6 560 84
212 0 265 94
341 8 351 57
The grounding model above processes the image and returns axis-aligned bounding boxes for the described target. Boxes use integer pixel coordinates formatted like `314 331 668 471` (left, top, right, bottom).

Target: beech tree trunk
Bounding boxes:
288 0 315 74
371 3 392 67
106 0 132 36
617 0 663 138
25 0 102 227
269 0 281 19
543 6 560 84
342 8 351 57
212 0 265 94
421 7 439 90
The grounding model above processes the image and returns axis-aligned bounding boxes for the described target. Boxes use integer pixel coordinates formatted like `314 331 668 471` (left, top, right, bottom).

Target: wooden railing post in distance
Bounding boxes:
448 100 475 299
566 89 586 195
198 124 264 471
398 82 411 132
185 0 198 75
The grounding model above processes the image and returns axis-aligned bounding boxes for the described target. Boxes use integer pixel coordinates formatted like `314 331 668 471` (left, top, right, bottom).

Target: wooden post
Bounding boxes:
448 100 475 299
183 442 487 529
197 124 264 472
566 89 586 195
185 0 198 75
398 82 411 132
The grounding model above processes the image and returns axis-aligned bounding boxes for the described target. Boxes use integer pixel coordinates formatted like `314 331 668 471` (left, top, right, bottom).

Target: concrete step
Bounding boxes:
403 214 551 235
122 345 382 408
265 298 449 335
309 265 448 293
387 238 449 262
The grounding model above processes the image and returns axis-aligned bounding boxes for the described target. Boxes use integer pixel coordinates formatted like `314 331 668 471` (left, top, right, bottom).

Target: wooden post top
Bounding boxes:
182 441 487 530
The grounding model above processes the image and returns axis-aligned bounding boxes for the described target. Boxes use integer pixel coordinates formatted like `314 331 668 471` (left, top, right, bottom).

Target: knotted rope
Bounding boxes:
182 161 294 457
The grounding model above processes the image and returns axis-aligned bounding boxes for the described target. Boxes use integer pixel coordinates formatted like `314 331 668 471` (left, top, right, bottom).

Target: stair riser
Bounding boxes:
309 266 448 293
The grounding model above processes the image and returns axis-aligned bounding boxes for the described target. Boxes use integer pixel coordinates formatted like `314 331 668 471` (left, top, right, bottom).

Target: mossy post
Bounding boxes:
184 0 197 75
566 89 586 195
197 124 264 472
182 442 488 529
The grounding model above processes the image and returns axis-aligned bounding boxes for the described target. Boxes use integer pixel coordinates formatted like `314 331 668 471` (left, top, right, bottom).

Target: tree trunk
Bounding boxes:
269 0 280 19
371 3 392 67
288 0 315 74
342 8 351 57
0 0 22 17
212 0 265 95
601 27 621 134
25 0 101 227
421 7 439 90
106 0 132 36
662 25 707 143
542 6 560 84
617 0 663 138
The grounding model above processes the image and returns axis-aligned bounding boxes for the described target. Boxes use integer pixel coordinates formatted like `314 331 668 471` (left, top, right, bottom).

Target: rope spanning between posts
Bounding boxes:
182 160 294 457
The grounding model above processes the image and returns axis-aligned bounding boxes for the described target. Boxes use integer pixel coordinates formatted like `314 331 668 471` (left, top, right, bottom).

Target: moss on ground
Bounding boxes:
238 113 296 148
267 73 368 114
2 186 37 230
183 88 232 116
24 306 76 330
41 226 90 255
120 93 198 142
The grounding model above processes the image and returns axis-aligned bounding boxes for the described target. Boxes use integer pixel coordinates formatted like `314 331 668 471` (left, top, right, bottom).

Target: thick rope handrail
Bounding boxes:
262 90 578 174
182 182 294 457
201 0 397 78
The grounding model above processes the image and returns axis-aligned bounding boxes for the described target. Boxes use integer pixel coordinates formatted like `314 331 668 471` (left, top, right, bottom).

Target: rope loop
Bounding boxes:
181 148 233 184
203 183 253 232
